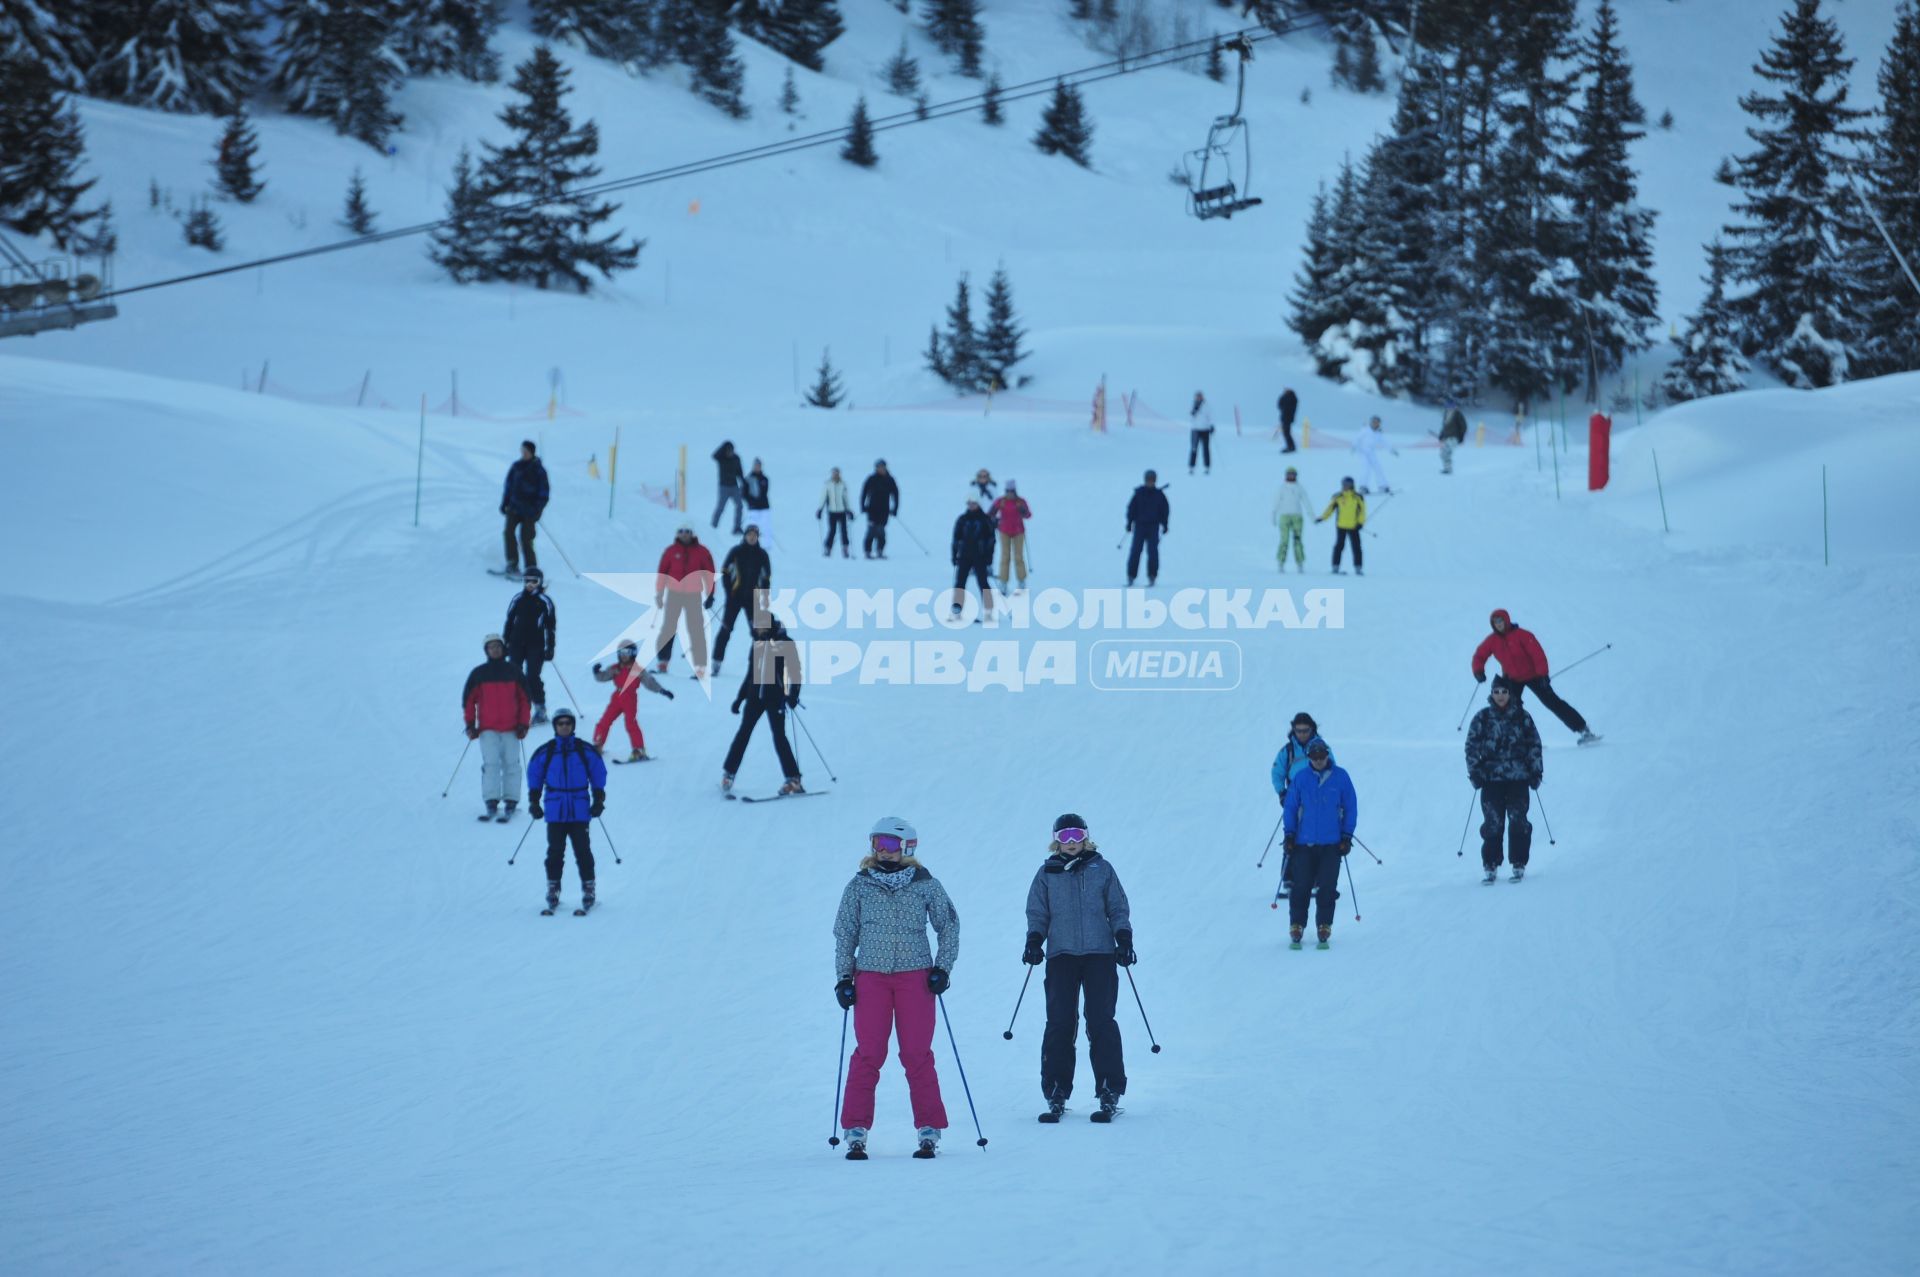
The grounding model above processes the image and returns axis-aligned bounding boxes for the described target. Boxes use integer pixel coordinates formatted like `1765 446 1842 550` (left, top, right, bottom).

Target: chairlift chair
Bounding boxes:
0 234 116 339
1185 35 1264 221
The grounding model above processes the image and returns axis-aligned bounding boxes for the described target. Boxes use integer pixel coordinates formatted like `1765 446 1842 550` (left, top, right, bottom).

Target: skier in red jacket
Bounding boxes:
1471 609 1600 744
463 633 532 821
654 521 716 676
592 640 674 761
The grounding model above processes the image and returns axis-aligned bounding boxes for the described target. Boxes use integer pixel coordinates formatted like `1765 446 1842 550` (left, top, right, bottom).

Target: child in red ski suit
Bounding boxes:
592 643 674 761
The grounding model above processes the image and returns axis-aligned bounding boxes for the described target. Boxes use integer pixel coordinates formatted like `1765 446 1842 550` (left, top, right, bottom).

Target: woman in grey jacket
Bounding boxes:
1024 813 1133 1123
833 816 960 1160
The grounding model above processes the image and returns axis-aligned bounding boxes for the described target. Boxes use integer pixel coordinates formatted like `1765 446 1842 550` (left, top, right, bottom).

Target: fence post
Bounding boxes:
678 444 688 512
357 369 371 407
257 358 269 393
1822 464 1829 566
609 423 620 519
413 394 426 528
1652 448 1670 533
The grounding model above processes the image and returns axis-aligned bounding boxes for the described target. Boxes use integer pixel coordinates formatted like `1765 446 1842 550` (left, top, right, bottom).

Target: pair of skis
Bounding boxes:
541 898 595 917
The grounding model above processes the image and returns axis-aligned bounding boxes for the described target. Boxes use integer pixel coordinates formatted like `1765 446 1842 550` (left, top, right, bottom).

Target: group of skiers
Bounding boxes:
831 812 1135 1159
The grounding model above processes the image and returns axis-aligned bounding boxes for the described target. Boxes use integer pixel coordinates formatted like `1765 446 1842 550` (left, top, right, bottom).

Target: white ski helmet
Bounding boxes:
550 707 576 725
483 632 505 653
869 815 918 852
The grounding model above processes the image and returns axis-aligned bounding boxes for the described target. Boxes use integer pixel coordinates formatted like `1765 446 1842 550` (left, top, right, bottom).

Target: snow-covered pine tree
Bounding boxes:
1348 21 1385 94
341 167 376 233
841 94 877 166
1844 0 1920 377
1 0 90 90
685 2 749 118
981 72 1004 124
1568 0 1658 402
529 0 647 64
923 322 949 381
396 0 501 81
882 37 920 97
0 50 107 249
805 347 845 407
1287 180 1339 351
1718 0 1871 388
1662 240 1750 401
923 0 983 78
479 45 642 292
428 144 497 282
940 273 981 392
778 65 799 116
181 198 223 250
734 0 843 73
978 265 1028 389
272 0 406 151
212 106 265 202
1033 79 1093 168
87 0 264 114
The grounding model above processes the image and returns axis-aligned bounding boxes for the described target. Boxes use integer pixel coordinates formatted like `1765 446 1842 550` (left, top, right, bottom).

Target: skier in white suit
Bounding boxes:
1352 416 1397 494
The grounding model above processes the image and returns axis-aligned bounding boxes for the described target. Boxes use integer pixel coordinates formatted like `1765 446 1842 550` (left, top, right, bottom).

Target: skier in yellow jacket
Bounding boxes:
1315 477 1367 576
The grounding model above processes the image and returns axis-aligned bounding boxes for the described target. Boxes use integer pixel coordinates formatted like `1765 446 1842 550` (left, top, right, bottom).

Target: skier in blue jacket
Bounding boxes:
1281 740 1357 949
1270 711 1332 901
526 708 607 914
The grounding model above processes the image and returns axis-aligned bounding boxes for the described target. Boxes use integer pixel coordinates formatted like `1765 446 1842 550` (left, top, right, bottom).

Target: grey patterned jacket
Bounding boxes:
833 862 960 979
1026 852 1132 958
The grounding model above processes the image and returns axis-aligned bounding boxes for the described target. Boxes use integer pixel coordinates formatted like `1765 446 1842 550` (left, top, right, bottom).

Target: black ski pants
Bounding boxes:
711 592 752 664
1280 419 1297 452
509 648 546 708
825 512 851 552
503 512 538 571
1479 780 1533 870
953 557 992 604
1333 526 1363 569
1188 429 1213 469
1042 953 1126 1102
864 516 889 556
1288 843 1342 928
1517 676 1588 734
1126 529 1160 583
545 822 594 884
723 698 800 780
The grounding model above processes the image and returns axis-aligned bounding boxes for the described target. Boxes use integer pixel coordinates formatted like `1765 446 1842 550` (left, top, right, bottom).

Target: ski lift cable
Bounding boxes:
102 13 1328 303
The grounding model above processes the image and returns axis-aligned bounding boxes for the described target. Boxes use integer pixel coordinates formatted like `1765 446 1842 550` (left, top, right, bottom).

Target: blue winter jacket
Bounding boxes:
1271 734 1333 798
526 736 607 823
1283 762 1357 845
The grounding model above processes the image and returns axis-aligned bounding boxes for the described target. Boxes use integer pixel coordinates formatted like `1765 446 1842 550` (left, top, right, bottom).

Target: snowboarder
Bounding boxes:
1315 478 1366 575
861 459 899 559
1465 676 1544 883
591 639 673 762
1470 608 1599 744
970 468 999 503
500 440 549 576
990 480 1031 594
1269 711 1332 899
1024 813 1133 1123
1273 466 1309 571
463 633 531 821
819 467 852 557
721 615 804 795
1281 739 1357 949
834 816 960 1160
503 568 556 723
526 708 607 915
742 457 772 541
710 525 771 675
951 492 997 620
711 441 745 534
1277 387 1300 452
1439 401 1468 475
1353 416 1396 493
1188 391 1215 474
653 522 715 676
1125 470 1170 587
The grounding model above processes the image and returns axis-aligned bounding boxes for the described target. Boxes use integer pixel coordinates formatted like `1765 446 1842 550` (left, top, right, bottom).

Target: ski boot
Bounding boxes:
1510 865 1525 882
1289 924 1304 950
542 881 561 914
1091 1091 1121 1123
627 748 647 763
1317 925 1333 950
1038 1096 1067 1124
577 881 596 914
843 1127 869 1161
779 778 806 796
709 661 723 678
912 1127 940 1158
1577 730 1602 746
655 659 670 674
531 704 548 726
479 799 499 822
1482 867 1498 885
499 799 516 823
720 772 735 795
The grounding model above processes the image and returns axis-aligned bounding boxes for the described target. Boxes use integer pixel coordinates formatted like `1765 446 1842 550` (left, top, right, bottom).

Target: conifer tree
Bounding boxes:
529 0 647 64
0 51 107 249
1205 35 1225 84
940 273 981 391
273 0 405 151
341 167 377 233
1845 0 1920 377
923 0 983 77
841 94 878 167
981 72 1004 125
182 198 223 250
923 322 949 382
1348 21 1385 93
397 0 501 81
428 145 497 283
1287 181 1338 350
1033 79 1093 168
88 0 264 114
779 65 800 117
1662 241 1750 401
734 0 843 73
805 347 845 407
882 37 920 97
212 106 265 202
686 3 749 118
1 0 90 89
978 265 1028 389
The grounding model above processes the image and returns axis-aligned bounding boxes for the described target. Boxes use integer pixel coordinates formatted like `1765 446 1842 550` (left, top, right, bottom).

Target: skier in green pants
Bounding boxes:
1273 467 1309 571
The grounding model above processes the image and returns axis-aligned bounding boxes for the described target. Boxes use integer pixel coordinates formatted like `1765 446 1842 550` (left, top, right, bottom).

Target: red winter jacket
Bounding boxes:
1471 609 1549 683
656 540 716 596
464 659 532 733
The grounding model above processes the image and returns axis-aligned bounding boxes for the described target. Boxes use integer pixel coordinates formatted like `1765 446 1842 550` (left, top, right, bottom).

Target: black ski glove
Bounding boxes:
1530 775 1542 790
661 688 676 700
1475 670 1487 683
1338 835 1352 857
528 795 544 820
589 791 605 818
704 595 715 610
835 978 857 1009
926 968 950 996
1023 933 1045 965
592 662 602 674
730 698 743 715
466 726 480 740
786 690 801 710
1114 930 1136 967
1283 833 1297 854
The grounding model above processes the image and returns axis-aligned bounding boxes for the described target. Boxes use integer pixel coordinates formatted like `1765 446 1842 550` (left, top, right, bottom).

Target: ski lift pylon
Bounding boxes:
1184 34 1263 221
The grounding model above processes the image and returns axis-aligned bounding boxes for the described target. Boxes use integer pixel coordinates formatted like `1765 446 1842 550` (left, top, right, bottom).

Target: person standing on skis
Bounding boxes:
1024 813 1133 1124
721 616 804 796
653 522 715 676
1273 466 1309 572
500 440 549 577
950 492 997 620
1281 740 1357 950
861 460 899 559
1315 478 1366 575
990 480 1031 595
711 525 771 677
503 568 556 724
819 467 853 558
1465 676 1544 883
742 458 772 541
834 816 960 1160
526 708 607 915
1470 608 1600 744
463 633 531 822
591 640 674 762
1125 470 1170 587
1353 416 1396 494
1269 711 1332 900
1188 391 1215 474
1277 387 1300 453
711 441 746 535
1438 402 1468 475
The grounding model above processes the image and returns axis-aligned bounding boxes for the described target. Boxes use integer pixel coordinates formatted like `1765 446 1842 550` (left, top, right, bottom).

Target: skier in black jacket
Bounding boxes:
711 526 771 675
1277 388 1299 452
504 568 557 724
500 441 549 575
861 460 900 559
950 492 997 620
1124 471 1170 587
721 617 805 796
1465 676 1544 883
712 441 745 534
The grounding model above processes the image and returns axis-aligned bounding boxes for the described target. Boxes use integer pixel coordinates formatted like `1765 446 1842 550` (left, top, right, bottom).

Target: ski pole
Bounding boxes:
1454 682 1481 731
1255 814 1282 868
828 1006 849 1147
536 520 581 578
1548 643 1613 680
1344 855 1362 922
1351 835 1383 865
1456 789 1477 857
1002 965 1034 1040
895 517 932 556
440 737 473 797
1533 787 1556 845
937 996 990 1148
1122 967 1161 1053
551 664 586 720
791 706 839 782
594 815 624 864
507 814 537 865
1270 872 1288 911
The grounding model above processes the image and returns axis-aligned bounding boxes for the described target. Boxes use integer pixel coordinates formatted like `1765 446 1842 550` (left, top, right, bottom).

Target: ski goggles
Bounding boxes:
871 834 913 854
1054 827 1089 845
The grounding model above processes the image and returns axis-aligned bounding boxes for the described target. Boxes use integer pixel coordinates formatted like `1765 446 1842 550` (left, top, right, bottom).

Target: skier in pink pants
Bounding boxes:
833 815 961 1161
